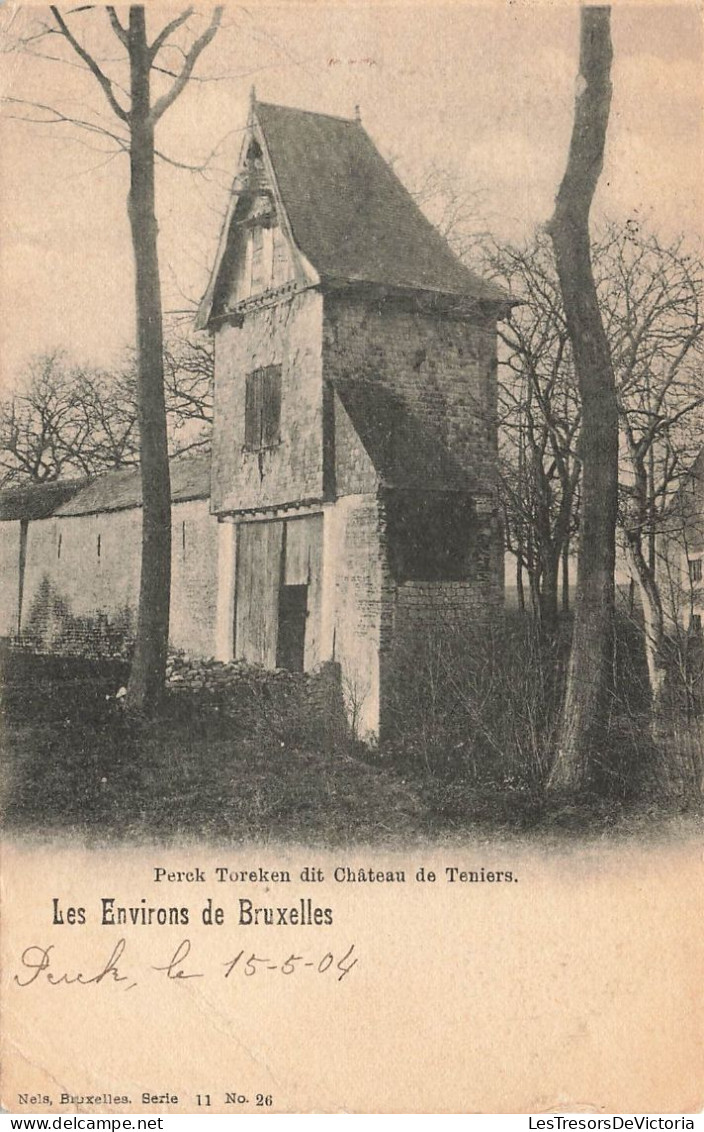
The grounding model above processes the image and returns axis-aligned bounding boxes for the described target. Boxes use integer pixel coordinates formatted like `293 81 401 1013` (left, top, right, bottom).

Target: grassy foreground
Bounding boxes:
1 648 700 846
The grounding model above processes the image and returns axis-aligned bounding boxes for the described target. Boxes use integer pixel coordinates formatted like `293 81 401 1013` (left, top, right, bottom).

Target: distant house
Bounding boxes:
658 448 704 635
197 97 512 735
2 455 218 657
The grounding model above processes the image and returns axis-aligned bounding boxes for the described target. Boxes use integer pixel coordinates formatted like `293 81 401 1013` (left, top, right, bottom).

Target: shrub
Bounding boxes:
382 608 702 804
382 612 569 791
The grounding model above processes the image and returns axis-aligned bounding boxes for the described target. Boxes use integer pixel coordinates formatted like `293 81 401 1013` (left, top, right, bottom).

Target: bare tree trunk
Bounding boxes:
539 550 560 634
516 556 526 613
647 445 657 574
41 5 222 715
561 540 570 614
624 539 668 716
547 7 618 792
126 8 171 713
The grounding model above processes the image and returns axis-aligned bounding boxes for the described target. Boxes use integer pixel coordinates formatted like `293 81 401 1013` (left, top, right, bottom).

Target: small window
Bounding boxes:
250 224 265 293
272 225 290 286
690 613 702 634
245 365 282 451
688 558 702 583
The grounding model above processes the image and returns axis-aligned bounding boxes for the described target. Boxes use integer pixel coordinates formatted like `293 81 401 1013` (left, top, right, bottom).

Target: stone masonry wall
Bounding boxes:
0 519 22 637
169 498 219 655
323 493 388 738
212 289 324 514
22 510 140 653
331 388 378 496
323 293 503 738
20 500 218 657
323 293 499 495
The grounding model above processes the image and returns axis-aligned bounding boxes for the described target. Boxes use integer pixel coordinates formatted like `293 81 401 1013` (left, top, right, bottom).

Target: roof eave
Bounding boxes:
56 491 211 519
319 275 514 316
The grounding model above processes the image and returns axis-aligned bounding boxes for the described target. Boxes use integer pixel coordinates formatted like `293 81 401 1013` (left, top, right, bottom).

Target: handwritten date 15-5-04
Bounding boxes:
13 939 359 990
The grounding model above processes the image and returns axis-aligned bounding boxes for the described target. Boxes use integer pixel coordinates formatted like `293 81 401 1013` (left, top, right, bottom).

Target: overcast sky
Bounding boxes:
1 1 702 388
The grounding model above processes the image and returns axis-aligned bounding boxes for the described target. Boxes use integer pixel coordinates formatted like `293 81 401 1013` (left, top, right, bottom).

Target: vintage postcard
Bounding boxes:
0 0 702 1116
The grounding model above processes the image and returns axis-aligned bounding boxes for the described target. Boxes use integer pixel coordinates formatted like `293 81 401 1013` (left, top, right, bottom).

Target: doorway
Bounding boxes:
276 584 308 671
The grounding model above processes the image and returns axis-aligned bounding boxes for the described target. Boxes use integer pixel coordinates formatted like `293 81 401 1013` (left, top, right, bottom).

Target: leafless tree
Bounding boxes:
546 5 618 792
492 225 702 646
0 353 138 484
4 5 223 712
162 318 214 456
602 226 703 714
410 161 492 267
0 330 214 486
490 235 582 629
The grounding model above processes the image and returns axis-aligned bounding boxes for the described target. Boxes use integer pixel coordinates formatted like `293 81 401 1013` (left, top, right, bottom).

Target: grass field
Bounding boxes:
1 647 700 846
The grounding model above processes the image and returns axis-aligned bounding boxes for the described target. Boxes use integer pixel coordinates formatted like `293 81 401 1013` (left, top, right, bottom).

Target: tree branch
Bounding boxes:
2 96 130 152
49 6 129 121
106 7 128 47
150 7 224 123
149 9 195 61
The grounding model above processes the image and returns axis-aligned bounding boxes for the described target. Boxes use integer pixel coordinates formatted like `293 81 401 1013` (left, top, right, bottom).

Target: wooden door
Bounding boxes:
234 520 283 667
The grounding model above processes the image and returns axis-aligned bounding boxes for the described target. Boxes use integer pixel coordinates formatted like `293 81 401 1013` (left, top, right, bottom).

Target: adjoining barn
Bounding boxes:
197 97 512 737
3 454 218 658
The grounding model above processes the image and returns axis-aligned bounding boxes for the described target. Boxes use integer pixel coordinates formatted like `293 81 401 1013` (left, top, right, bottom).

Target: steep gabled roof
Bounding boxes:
0 479 87 522
198 100 508 327
54 454 211 517
255 102 506 301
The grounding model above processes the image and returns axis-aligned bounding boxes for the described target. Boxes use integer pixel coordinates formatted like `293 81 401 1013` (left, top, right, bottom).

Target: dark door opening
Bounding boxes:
276 584 308 671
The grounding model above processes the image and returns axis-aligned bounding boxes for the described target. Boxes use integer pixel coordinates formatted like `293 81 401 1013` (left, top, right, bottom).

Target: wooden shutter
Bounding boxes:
245 367 280 450
261 365 281 447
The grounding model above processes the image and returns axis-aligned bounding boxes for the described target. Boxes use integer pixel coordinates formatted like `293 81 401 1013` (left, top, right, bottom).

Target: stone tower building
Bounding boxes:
197 97 511 736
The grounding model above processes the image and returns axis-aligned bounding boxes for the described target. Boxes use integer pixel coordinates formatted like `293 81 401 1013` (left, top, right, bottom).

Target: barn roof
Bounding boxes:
198 100 508 327
54 454 211 517
0 479 87 521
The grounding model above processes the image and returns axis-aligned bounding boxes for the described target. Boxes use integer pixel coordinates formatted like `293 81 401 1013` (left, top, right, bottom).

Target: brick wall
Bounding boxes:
170 498 220 656
392 579 503 633
323 292 499 495
212 289 324 514
320 292 504 738
331 388 378 496
378 509 503 740
20 500 218 657
0 519 22 637
322 494 387 737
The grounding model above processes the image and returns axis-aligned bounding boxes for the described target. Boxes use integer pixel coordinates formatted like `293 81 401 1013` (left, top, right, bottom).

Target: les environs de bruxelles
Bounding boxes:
49 862 519 928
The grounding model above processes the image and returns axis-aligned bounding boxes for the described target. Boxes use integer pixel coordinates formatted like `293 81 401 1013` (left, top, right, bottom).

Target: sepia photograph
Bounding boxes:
0 0 702 1115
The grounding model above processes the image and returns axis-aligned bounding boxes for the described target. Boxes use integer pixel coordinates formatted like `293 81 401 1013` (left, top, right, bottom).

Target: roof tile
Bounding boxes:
54 455 211 517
